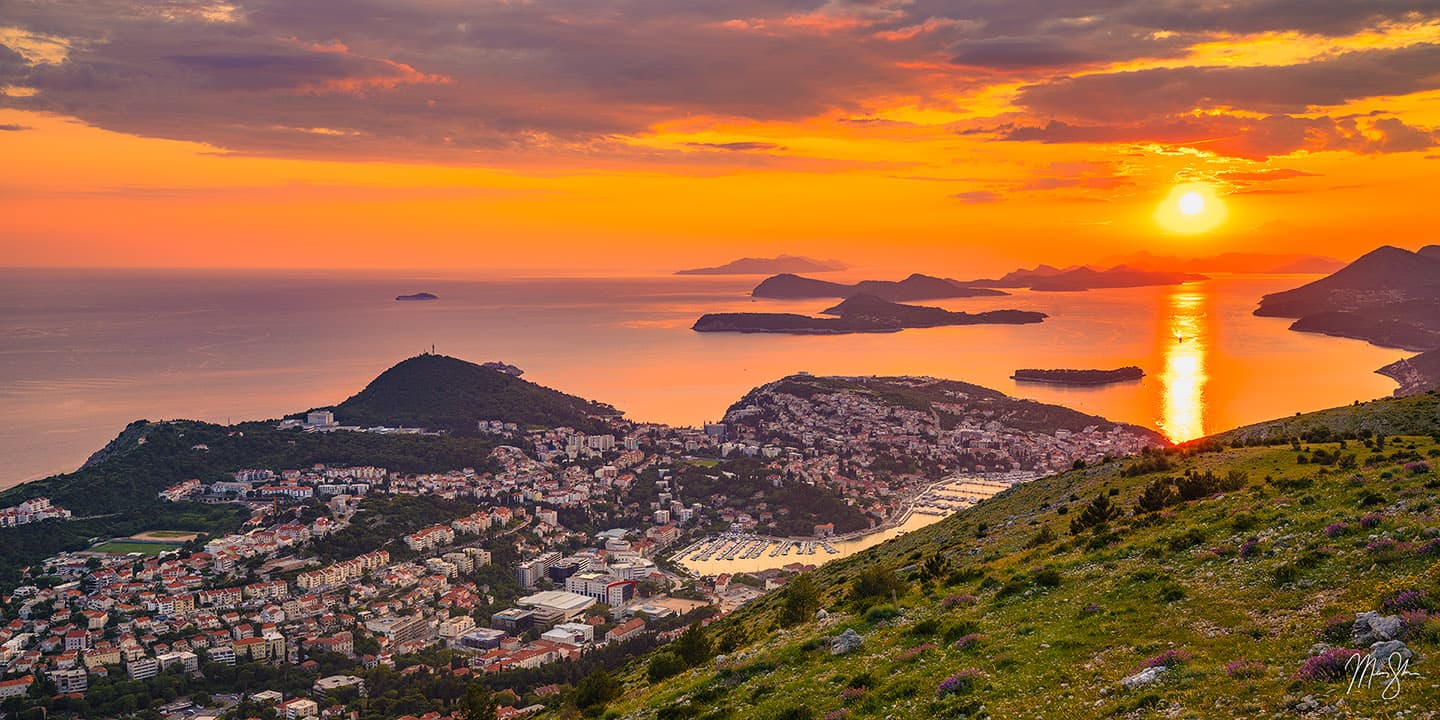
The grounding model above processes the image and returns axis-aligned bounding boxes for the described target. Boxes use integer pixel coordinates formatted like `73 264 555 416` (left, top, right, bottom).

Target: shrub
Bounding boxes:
936 669 986 696
1033 567 1062 588
1224 659 1266 679
898 642 936 661
941 593 976 609
1360 513 1384 529
1319 614 1353 643
953 633 982 650
1239 540 1261 559
1139 648 1191 669
864 605 901 624
1324 522 1349 538
1405 461 1432 476
648 652 687 682
840 686 866 702
1366 538 1404 563
1295 648 1363 682
1380 589 1429 613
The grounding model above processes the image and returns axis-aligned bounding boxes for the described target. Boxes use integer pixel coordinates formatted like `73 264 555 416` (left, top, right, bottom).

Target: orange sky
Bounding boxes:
3 3 1440 274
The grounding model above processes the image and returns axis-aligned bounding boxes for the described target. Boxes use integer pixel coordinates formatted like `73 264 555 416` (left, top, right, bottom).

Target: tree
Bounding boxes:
849 565 905 609
672 621 711 667
459 683 497 720
917 552 951 585
779 573 820 626
1070 493 1120 535
571 669 621 712
1135 479 1177 513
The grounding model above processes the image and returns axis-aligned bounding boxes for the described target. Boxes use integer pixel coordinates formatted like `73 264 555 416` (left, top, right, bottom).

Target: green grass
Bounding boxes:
137 530 197 538
91 541 177 556
585 422 1440 718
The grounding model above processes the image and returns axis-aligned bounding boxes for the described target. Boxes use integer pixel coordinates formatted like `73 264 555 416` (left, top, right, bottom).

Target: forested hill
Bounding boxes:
328 353 620 433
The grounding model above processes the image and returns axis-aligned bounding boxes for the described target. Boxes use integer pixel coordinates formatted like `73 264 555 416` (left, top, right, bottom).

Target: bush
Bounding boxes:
1224 659 1266 679
864 605 900 624
647 653 686 682
936 669 986 696
1295 648 1363 682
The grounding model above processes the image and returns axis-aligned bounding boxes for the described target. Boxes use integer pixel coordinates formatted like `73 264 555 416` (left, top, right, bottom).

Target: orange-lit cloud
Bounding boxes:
4 1 1440 270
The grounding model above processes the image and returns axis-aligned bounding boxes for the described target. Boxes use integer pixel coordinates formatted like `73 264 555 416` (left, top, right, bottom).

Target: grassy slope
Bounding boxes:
596 397 1440 718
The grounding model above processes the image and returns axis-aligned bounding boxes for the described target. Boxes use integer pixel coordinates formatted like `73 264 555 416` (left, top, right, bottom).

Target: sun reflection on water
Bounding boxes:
1160 288 1209 442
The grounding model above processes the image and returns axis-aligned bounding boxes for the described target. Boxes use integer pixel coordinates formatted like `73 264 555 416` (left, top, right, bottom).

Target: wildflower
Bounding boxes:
1239 540 1261 559
1296 648 1363 682
1324 522 1348 538
953 633 982 650
937 668 986 696
1380 589 1429 612
1139 648 1192 669
1225 659 1266 679
942 593 977 609
1360 513 1384 529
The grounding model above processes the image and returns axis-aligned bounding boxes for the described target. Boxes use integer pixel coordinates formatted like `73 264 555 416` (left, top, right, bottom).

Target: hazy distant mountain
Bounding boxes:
1257 244 1440 394
1103 251 1345 274
751 273 1008 301
676 254 848 275
965 264 1206 291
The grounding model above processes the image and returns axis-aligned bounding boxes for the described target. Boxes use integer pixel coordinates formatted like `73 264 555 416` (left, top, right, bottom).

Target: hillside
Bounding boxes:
819 294 1046 327
965 265 1207 291
329 353 619 433
586 395 1440 718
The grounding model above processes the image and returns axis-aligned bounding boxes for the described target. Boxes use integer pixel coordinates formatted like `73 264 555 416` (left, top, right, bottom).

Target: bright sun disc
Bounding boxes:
1155 183 1226 234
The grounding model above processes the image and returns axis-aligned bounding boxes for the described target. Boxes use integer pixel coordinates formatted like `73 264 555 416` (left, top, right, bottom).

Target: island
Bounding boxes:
692 312 902 334
751 272 1008 301
1012 366 1145 385
395 292 438 301
694 294 1046 334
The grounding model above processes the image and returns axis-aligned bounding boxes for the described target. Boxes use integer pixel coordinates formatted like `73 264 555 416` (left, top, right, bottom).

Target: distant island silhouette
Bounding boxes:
677 254 848 275
395 292 439 301
1012 367 1145 386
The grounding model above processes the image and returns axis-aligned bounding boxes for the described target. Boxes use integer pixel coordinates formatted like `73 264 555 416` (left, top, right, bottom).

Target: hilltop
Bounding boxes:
1256 245 1440 394
693 295 1045 334
327 353 620 433
584 393 1440 718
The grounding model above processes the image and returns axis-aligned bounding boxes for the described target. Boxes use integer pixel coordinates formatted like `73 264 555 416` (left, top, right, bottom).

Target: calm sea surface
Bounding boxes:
0 268 1408 489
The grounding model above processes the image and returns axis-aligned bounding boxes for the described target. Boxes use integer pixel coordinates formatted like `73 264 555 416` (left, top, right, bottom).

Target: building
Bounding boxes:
516 590 597 624
50 668 88 694
312 674 366 696
458 628 507 651
363 615 433 647
489 608 536 633
157 650 199 673
565 572 635 606
305 411 337 428
606 618 647 643
516 552 560 587
206 645 236 665
126 657 159 680
278 698 319 719
0 675 34 700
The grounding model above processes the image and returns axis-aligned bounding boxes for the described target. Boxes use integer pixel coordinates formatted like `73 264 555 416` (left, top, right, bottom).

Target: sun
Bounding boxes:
1156 183 1226 234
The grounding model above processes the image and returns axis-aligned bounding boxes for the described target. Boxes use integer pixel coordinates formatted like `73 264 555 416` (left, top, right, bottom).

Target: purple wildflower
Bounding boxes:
1225 659 1266 679
1296 648 1364 682
937 668 986 696
1324 522 1348 538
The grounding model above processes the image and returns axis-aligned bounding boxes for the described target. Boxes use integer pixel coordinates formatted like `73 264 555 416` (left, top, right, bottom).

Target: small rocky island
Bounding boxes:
1012 367 1145 385
395 292 439 301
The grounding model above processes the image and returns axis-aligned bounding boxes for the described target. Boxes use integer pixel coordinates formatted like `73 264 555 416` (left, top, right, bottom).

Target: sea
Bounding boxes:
0 268 1409 490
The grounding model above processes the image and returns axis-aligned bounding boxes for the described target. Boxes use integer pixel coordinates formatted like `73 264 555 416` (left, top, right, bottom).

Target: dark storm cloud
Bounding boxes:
1015 44 1440 122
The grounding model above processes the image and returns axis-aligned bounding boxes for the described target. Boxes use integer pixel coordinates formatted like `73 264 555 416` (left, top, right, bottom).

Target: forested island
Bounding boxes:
395 292 439 301
694 294 1046 334
1012 366 1145 385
